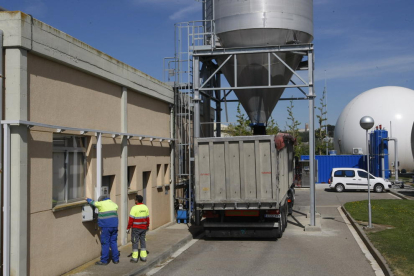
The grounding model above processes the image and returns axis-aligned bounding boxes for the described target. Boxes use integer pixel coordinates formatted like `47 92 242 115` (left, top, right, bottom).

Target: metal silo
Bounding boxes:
212 0 314 133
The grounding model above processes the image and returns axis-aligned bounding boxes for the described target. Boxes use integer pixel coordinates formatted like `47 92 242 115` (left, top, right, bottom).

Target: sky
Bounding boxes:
4 0 414 129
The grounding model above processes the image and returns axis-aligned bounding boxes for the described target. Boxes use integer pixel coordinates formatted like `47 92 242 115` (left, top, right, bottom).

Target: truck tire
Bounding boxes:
287 191 294 216
276 210 284 239
283 205 288 231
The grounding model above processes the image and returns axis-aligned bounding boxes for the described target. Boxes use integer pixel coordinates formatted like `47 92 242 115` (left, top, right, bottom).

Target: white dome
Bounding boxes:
334 86 414 172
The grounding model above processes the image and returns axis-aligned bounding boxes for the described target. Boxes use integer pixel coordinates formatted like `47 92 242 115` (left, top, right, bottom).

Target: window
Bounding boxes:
53 135 87 207
128 166 136 190
156 164 162 187
164 164 169 185
344 170 355 177
102 175 115 198
143 171 151 204
334 170 355 177
357 171 375 179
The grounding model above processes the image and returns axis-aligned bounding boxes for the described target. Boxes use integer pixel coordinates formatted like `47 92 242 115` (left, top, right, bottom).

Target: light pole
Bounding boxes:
360 116 374 228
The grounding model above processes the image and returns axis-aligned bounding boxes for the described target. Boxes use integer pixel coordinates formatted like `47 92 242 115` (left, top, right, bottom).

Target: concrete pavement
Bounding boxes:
64 223 202 276
65 185 397 276
148 185 396 276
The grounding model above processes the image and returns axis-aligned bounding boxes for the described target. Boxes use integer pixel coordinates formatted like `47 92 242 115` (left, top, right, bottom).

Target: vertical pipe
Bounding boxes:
268 53 271 86
367 130 372 228
96 132 102 200
215 76 221 137
381 139 386 178
216 97 221 137
193 56 200 138
224 90 229 122
234 55 237 88
308 50 316 226
192 56 200 224
387 138 399 183
120 87 128 245
3 124 10 276
170 104 175 222
0 29 4 266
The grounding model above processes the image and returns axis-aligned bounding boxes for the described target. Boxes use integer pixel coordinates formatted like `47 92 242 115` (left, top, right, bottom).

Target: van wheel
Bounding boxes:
335 184 345 193
374 184 384 193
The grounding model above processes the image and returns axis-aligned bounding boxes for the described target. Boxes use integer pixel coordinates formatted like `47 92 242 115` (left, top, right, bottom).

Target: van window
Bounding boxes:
334 170 344 177
344 170 355 177
334 170 355 177
358 171 375 179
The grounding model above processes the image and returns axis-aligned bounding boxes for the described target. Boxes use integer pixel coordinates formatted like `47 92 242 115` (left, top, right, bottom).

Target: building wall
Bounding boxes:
127 90 171 138
28 53 122 131
26 53 173 276
127 139 171 230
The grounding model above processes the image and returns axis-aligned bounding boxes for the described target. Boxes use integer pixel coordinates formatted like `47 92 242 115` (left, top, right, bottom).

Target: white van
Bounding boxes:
328 168 391 193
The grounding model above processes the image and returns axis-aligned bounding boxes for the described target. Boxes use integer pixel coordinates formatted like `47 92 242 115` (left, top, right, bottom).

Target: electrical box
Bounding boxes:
82 205 94 222
101 186 109 197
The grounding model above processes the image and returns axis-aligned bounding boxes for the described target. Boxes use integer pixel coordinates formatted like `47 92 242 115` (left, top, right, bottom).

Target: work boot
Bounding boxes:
140 249 148 262
130 258 138 263
95 261 108 266
113 260 119 264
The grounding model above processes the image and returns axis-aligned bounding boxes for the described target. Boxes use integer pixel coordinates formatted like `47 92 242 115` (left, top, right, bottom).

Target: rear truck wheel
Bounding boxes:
282 205 288 232
335 184 345 193
276 210 284 239
374 184 384 193
287 191 294 216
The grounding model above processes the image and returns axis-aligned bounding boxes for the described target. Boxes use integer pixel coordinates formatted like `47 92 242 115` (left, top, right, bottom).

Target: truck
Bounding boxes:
194 134 296 239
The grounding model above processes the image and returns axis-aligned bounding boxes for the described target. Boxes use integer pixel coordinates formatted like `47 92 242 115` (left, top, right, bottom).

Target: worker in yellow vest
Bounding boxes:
126 195 150 263
86 196 120 265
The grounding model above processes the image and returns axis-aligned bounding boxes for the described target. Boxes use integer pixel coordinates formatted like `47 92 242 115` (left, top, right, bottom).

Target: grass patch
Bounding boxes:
344 200 414 276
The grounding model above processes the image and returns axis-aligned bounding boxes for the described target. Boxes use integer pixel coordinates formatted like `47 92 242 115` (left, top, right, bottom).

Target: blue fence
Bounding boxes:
301 155 366 183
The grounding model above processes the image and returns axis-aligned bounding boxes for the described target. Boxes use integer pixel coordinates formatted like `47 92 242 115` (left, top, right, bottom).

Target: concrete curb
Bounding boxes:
341 206 394 276
387 189 410 200
126 228 204 276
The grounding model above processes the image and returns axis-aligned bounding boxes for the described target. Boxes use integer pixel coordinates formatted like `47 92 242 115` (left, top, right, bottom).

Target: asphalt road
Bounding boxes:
150 185 396 276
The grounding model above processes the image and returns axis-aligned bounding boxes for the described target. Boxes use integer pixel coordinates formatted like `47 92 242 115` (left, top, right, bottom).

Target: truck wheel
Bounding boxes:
276 213 284 239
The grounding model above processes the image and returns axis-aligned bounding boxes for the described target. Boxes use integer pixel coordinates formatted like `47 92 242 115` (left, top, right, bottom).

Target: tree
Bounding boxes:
266 116 280 135
285 100 306 158
224 104 280 136
224 103 252 136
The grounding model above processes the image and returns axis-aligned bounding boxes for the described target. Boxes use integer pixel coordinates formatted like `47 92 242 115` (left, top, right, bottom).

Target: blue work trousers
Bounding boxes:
100 227 119 263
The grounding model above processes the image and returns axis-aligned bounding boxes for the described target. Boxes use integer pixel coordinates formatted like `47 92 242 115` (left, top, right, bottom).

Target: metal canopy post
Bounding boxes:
96 132 102 200
308 50 316 227
3 123 10 276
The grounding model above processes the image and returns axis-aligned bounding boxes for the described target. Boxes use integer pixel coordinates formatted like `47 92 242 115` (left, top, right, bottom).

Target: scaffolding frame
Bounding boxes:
168 12 317 226
192 44 316 225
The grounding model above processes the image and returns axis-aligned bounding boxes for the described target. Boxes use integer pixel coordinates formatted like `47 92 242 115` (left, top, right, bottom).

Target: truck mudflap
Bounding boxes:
204 222 281 238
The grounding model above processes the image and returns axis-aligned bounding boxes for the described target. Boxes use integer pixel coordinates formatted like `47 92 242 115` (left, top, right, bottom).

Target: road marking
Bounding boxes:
338 207 384 276
386 192 402 199
146 238 200 276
